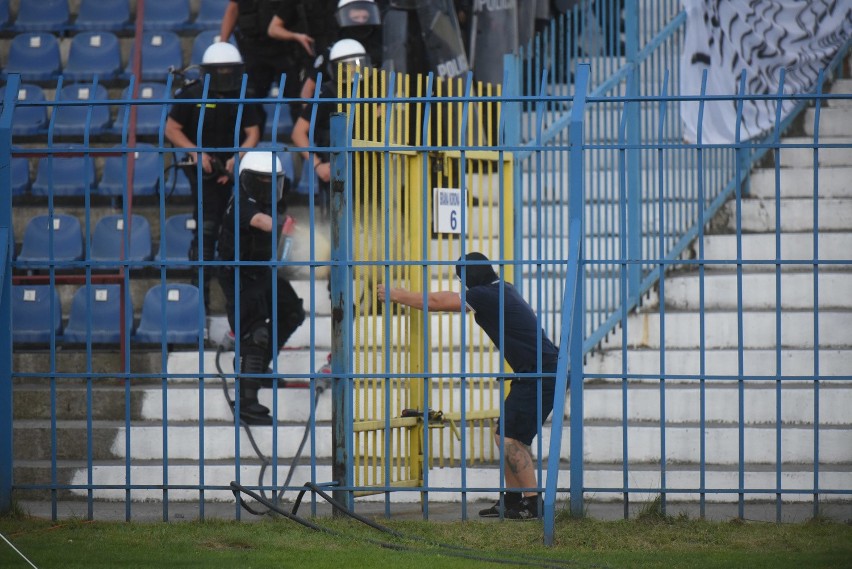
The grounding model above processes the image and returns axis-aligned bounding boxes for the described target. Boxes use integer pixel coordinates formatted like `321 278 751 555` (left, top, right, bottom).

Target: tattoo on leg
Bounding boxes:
505 439 533 476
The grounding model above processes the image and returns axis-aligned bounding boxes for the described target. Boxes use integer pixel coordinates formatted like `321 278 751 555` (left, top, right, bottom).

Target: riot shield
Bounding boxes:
518 0 536 49
415 0 470 79
382 8 412 75
469 0 519 85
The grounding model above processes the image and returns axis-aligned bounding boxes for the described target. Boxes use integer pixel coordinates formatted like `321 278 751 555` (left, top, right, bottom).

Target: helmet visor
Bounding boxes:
336 2 381 27
242 170 286 205
202 63 245 94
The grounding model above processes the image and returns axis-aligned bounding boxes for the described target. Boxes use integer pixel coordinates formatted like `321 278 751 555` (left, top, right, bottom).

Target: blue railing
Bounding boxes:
0 1 850 549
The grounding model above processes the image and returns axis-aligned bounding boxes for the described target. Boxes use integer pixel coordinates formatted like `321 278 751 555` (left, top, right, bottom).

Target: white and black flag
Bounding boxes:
680 0 852 144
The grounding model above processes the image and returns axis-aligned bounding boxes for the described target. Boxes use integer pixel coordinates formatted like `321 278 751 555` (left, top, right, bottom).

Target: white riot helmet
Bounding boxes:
239 151 287 206
201 42 245 95
328 38 370 81
336 0 381 28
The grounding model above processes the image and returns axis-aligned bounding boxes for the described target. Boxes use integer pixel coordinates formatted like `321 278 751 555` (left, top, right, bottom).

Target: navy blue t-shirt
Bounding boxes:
463 280 559 375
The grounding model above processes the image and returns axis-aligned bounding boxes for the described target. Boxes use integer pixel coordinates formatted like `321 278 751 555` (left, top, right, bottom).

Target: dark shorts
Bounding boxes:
498 376 559 446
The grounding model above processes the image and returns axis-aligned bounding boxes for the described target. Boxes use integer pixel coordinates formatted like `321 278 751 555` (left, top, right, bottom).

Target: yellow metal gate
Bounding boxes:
340 68 514 495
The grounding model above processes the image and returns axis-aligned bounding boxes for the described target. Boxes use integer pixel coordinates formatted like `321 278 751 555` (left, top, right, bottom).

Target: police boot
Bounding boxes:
237 377 272 425
237 345 273 425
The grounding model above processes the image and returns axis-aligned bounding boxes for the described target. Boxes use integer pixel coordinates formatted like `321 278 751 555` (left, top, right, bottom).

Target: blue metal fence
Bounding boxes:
0 0 849 548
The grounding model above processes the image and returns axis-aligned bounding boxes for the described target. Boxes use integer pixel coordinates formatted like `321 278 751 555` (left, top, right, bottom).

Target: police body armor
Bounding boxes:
383 0 469 79
469 0 519 85
237 0 283 43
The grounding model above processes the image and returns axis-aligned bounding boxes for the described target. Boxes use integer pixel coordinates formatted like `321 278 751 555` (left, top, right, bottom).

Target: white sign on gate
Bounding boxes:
432 187 465 235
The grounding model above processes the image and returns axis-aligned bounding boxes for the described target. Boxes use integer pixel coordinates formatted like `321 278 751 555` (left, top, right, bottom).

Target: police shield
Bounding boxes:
415 0 470 79
469 0 519 85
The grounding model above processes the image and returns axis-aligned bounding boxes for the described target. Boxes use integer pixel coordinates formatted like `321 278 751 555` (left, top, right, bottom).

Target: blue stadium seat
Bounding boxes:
17 213 84 264
0 84 48 135
134 283 202 344
114 83 169 136
12 285 62 343
91 214 152 263
0 0 10 28
195 0 229 29
142 0 191 31
126 32 183 82
51 84 112 136
11 157 31 195
13 0 70 32
74 0 131 32
1 33 61 82
31 146 97 197
63 32 123 82
98 144 161 196
164 166 192 197
156 213 195 267
63 284 131 344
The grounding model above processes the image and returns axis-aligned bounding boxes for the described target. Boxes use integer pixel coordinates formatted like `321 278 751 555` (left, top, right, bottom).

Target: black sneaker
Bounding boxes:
505 496 541 520
478 493 521 518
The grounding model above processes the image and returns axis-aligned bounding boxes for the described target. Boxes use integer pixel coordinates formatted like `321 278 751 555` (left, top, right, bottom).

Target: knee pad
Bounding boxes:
241 321 271 376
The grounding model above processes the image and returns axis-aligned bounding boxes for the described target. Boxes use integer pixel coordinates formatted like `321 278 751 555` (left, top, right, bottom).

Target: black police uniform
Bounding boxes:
217 188 306 423
167 81 263 301
230 0 303 124
274 0 339 80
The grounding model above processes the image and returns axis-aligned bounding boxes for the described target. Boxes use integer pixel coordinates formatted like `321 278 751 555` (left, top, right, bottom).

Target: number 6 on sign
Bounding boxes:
433 187 465 235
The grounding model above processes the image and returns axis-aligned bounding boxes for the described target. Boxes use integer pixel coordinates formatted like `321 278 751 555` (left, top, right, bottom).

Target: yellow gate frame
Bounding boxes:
340 67 514 497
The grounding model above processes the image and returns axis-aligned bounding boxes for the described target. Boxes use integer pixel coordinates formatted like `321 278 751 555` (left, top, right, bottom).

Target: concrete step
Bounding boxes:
716 198 852 233
699 232 852 262
77 378 852 427
647 270 852 310
12 349 166 376
600 310 852 350
773 137 852 168
10 460 846 503
587 348 852 381
14 419 850 465
749 166 852 199
804 107 852 137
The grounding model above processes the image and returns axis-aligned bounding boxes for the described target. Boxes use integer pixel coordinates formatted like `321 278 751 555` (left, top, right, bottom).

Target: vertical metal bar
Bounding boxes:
734 72 747 521
625 0 641 305
0 76 17 514
544 64 588 546
330 112 352 510
656 72 669 515
696 70 708 520
812 73 824 520
772 72 786 524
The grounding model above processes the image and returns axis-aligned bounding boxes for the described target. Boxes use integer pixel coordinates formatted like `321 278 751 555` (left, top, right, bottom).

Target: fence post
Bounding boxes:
330 112 353 511
625 0 641 304
502 53 523 274
0 75 18 514
543 63 588 546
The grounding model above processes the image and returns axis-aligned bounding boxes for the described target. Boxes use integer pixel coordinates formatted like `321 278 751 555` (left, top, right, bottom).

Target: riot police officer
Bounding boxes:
165 42 262 307
220 0 301 125
217 152 306 425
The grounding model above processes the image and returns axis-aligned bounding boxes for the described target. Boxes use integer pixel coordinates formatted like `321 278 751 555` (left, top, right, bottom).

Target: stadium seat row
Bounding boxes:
0 29 240 83
15 212 197 266
12 282 203 344
11 145 314 198
0 0 226 33
1 80 295 139
11 144 194 197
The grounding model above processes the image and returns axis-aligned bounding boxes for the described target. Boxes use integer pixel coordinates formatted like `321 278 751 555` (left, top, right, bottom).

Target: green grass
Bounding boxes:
1 511 851 569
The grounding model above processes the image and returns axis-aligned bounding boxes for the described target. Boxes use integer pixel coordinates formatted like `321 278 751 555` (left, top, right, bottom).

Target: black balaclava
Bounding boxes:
456 252 498 289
